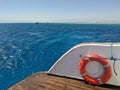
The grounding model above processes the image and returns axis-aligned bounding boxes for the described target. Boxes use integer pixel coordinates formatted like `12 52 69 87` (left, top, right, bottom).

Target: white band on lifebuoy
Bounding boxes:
97 79 103 84
104 63 111 68
81 72 87 76
86 58 90 62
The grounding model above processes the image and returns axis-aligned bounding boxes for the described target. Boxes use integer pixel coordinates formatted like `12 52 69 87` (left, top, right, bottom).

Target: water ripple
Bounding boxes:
0 23 120 89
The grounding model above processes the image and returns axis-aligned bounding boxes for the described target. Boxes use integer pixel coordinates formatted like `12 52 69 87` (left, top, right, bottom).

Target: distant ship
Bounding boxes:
35 22 39 24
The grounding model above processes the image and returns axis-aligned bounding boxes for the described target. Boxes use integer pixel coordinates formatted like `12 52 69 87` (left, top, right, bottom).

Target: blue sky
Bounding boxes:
0 0 120 22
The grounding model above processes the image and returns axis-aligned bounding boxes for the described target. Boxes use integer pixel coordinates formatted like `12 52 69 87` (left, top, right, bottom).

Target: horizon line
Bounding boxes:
0 21 120 24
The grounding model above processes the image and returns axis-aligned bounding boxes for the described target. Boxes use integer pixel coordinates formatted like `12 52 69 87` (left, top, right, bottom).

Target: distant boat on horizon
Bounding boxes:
35 22 39 24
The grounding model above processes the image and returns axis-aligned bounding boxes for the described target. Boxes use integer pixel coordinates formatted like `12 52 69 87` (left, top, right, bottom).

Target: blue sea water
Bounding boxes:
0 23 120 90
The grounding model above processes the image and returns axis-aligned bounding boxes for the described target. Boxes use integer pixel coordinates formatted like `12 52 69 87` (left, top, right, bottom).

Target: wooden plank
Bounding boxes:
8 72 120 90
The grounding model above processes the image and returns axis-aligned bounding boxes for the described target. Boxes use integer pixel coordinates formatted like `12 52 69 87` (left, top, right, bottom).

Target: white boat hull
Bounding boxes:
48 43 120 86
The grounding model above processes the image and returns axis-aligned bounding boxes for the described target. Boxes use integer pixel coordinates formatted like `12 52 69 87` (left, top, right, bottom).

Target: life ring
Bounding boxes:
79 54 112 85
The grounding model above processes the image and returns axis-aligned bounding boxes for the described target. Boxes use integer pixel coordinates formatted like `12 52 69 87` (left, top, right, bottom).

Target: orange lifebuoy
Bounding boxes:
79 54 112 85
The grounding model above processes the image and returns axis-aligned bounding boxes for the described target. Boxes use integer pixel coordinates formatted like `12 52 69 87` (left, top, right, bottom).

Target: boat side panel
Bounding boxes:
48 44 120 86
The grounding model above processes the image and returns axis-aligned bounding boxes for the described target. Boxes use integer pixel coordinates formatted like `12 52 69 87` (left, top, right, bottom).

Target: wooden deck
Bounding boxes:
8 72 120 90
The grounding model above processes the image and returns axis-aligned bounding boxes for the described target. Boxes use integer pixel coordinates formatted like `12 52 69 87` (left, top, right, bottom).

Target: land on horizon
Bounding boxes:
0 21 120 24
